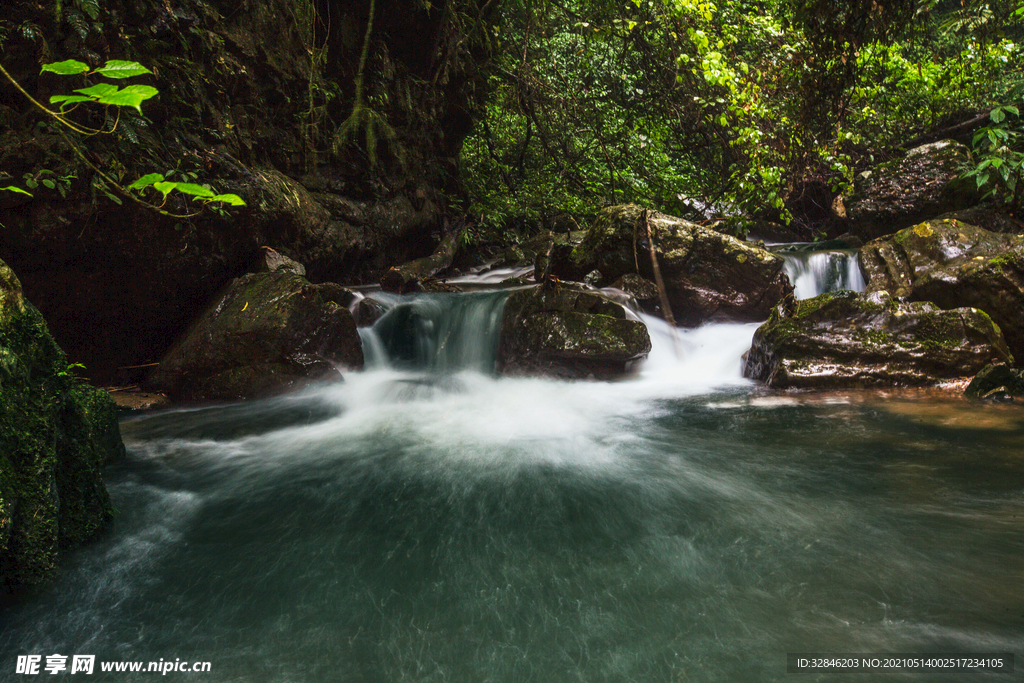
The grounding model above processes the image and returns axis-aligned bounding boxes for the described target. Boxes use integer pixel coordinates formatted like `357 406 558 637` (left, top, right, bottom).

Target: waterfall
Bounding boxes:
776 245 865 299
359 290 510 372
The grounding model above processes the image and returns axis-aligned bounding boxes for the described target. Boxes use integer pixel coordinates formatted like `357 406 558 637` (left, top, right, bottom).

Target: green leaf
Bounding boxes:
41 179 56 189
103 191 123 206
169 183 215 198
97 84 158 113
1004 106 1020 117
976 172 990 189
152 182 178 199
49 94 93 107
74 83 119 99
206 194 246 206
127 173 164 191
153 181 214 200
41 60 89 76
0 185 32 196
95 60 152 79
991 108 1006 124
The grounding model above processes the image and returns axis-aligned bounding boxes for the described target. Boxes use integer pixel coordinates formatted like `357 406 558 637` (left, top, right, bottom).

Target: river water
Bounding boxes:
1 261 1022 682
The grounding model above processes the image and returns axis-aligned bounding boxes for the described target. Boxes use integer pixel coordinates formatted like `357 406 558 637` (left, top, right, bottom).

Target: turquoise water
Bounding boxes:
1 294 1021 682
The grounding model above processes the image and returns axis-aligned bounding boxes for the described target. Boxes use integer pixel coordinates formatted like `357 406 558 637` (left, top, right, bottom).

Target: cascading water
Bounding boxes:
359 290 509 372
1 288 1021 683
775 244 866 299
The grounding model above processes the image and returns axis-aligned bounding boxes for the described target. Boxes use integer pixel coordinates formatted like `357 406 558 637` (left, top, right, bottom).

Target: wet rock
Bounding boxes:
964 362 1024 399
859 219 1024 360
846 140 978 239
980 387 1013 402
744 290 1011 389
0 258 123 593
149 272 363 401
554 204 791 326
253 246 306 276
938 206 1024 235
107 390 172 412
354 298 386 327
497 286 651 380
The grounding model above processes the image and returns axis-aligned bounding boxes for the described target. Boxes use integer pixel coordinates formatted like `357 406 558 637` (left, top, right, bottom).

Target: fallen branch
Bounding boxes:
897 109 994 151
381 220 464 293
642 209 682 354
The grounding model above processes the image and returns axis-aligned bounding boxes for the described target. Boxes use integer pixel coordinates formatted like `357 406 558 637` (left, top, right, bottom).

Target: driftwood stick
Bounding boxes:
642 209 682 354
381 221 463 292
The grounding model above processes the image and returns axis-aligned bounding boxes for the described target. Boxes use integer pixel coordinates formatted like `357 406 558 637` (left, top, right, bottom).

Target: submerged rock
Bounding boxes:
0 258 124 593
553 204 791 326
149 272 363 401
845 140 977 239
497 286 651 380
859 219 1024 360
965 362 1024 399
743 290 1011 389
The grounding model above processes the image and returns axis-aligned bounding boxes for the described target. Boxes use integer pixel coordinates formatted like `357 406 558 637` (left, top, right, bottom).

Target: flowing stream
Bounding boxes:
776 245 866 300
1 272 1022 682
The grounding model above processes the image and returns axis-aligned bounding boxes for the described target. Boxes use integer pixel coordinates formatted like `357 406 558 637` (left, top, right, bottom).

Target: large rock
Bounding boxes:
497 286 651 379
149 272 363 401
859 219 1024 360
964 362 1024 400
743 290 1012 389
552 204 791 326
0 259 124 594
845 140 977 239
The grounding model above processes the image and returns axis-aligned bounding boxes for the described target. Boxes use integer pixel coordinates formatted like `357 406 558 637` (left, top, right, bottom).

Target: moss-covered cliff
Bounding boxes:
0 258 125 596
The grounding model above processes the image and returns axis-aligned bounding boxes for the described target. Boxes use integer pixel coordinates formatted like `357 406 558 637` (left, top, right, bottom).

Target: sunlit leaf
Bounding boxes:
95 85 159 113
41 60 89 76
49 95 93 106
95 60 152 79
127 173 164 191
0 186 32 196
74 83 119 99
207 194 246 206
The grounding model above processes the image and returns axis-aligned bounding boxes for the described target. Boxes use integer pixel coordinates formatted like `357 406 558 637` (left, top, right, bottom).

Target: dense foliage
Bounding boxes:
460 0 1024 236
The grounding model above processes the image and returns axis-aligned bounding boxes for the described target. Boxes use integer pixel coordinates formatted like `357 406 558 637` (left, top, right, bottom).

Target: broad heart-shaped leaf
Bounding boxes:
207 193 246 206
74 83 119 99
49 95 94 107
95 60 153 79
96 84 158 113
152 181 214 199
169 183 215 198
41 60 89 76
127 173 164 191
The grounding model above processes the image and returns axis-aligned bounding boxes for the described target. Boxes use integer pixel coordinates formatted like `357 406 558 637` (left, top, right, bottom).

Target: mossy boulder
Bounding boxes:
743 290 1011 389
497 286 652 379
149 272 363 401
964 362 1024 399
552 204 791 326
0 259 124 594
859 219 1024 360
846 140 978 239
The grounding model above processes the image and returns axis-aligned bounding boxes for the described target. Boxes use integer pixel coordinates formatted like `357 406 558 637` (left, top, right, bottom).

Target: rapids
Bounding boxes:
1 274 1020 683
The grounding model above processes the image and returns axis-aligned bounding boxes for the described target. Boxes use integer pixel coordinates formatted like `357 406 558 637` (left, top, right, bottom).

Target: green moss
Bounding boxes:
0 287 122 593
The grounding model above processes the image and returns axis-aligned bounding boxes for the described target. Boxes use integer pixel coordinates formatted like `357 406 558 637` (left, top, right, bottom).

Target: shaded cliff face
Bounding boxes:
0 259 125 596
0 0 492 382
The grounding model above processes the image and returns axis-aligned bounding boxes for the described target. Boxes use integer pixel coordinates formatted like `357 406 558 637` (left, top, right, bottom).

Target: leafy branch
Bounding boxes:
0 59 244 217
